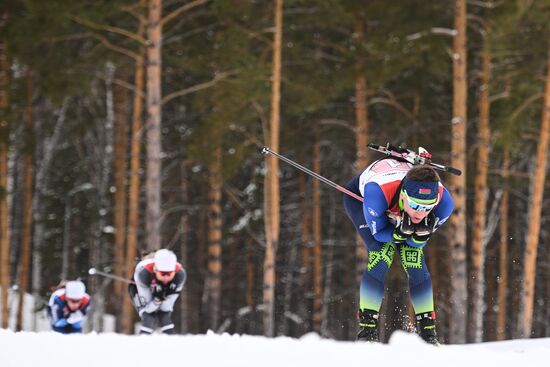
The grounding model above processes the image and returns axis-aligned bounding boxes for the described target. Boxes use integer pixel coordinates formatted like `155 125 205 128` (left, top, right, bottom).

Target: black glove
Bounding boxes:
393 212 415 244
412 212 437 244
152 284 166 302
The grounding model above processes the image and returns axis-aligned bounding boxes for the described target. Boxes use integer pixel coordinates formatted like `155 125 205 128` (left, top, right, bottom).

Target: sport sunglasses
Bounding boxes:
402 190 437 212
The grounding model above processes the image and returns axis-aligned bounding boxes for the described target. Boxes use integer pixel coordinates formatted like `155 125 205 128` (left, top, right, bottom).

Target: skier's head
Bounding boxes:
400 166 440 223
154 249 177 283
65 280 86 310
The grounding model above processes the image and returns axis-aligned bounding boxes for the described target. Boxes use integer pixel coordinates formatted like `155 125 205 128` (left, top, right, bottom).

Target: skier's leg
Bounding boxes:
398 244 439 344
343 181 394 341
343 179 394 311
359 241 395 311
157 311 175 334
397 244 433 314
139 312 156 334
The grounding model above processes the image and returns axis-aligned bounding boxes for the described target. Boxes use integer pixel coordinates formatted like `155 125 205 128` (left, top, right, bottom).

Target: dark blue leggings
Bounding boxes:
343 175 434 313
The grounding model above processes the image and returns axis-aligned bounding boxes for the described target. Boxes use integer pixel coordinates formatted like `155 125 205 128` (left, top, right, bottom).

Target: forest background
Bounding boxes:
0 0 549 345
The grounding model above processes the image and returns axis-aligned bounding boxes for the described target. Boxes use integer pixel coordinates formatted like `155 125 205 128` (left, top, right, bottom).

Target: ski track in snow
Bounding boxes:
1 329 548 367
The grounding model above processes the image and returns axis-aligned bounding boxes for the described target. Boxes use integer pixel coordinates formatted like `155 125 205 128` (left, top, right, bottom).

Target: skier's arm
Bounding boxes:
134 267 159 316
432 187 454 231
405 187 454 248
362 182 394 243
159 269 186 312
48 295 66 326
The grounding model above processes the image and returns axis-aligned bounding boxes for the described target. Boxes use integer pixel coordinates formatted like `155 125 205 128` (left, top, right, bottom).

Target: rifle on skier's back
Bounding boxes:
367 143 462 176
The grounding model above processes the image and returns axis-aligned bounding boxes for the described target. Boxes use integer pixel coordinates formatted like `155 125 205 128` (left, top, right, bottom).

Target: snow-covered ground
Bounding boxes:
1 329 548 367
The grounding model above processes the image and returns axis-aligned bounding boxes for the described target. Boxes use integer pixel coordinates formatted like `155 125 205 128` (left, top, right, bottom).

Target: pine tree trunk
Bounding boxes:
320 194 337 336
281 221 298 335
448 0 468 344
312 138 322 332
246 238 255 324
263 0 282 337
16 69 33 331
469 36 491 342
113 67 129 320
298 172 311 330
29 98 67 330
205 141 222 331
179 161 189 334
145 0 163 252
496 150 510 340
121 54 144 334
353 14 369 294
0 39 10 329
520 37 550 338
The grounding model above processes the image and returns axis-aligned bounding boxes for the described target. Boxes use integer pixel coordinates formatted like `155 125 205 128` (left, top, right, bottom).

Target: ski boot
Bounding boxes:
416 311 440 346
357 309 379 342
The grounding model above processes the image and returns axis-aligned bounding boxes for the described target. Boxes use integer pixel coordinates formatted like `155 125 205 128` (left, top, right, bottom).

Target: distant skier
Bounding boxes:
343 157 454 344
47 280 91 334
129 249 186 334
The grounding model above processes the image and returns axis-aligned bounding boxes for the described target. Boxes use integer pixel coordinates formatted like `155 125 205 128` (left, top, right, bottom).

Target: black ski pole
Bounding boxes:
88 268 135 284
261 147 364 202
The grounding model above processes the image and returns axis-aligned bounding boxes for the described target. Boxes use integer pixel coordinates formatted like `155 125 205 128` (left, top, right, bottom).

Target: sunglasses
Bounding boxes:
402 190 437 212
156 271 175 277
67 298 82 304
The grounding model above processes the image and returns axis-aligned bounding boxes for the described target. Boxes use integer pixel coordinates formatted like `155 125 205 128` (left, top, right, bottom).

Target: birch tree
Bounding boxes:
16 69 34 331
311 137 322 332
469 23 491 343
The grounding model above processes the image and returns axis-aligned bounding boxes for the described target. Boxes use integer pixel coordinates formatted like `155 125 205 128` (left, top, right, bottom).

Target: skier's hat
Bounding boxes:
401 177 439 203
65 280 86 299
154 249 177 272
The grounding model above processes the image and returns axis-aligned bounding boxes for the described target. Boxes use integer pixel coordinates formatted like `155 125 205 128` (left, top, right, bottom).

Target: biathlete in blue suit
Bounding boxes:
343 158 454 344
47 280 91 334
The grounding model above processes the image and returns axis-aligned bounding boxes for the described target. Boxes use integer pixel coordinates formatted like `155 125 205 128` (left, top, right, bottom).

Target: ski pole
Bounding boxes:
88 268 135 284
261 147 364 202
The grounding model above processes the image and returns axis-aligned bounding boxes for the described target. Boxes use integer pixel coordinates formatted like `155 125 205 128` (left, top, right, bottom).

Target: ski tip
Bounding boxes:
260 146 270 155
88 268 96 275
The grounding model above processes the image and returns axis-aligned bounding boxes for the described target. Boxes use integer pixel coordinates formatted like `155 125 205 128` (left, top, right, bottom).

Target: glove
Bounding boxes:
393 212 415 244
54 319 68 328
67 310 84 324
140 300 161 317
412 212 437 244
152 283 166 302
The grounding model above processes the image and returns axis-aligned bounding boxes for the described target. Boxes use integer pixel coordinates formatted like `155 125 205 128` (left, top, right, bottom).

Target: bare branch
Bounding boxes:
161 0 210 27
369 91 417 122
70 15 147 45
120 3 147 24
510 92 544 122
161 71 236 105
113 78 145 99
318 118 355 132
89 33 140 61
406 27 457 41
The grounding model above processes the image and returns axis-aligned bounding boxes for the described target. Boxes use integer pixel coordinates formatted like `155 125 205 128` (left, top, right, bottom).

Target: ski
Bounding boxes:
367 143 462 176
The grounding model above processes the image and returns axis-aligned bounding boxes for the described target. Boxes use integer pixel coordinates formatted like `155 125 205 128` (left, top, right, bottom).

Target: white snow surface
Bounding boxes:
1 329 549 367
